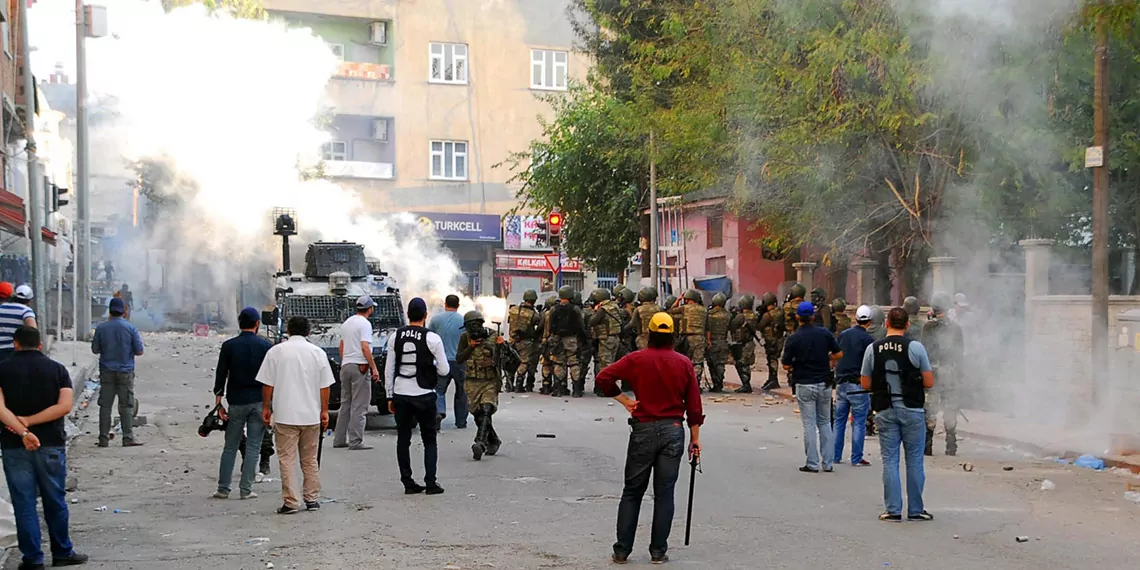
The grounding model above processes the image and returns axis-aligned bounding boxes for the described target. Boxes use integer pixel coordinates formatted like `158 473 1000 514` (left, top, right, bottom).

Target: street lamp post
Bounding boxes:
19 0 46 326
75 3 106 340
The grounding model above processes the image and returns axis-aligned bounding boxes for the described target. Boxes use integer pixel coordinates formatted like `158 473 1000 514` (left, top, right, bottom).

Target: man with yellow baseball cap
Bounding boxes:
595 312 704 564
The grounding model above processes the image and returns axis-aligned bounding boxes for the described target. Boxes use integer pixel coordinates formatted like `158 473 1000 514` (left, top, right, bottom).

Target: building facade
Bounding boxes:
263 0 590 295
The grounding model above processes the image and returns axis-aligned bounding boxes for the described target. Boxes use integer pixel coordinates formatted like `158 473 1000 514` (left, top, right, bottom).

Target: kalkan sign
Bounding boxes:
495 253 581 273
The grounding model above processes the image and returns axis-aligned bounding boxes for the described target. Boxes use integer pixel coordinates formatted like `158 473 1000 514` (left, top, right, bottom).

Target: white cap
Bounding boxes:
954 293 969 307
14 285 33 301
855 305 873 322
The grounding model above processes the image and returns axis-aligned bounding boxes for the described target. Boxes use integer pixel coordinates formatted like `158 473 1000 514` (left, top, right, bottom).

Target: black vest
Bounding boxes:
869 335 925 412
393 326 436 391
549 304 578 337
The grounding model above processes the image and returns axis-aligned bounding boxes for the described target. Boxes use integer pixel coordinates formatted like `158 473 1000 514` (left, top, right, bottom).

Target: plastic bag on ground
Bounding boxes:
1073 455 1105 471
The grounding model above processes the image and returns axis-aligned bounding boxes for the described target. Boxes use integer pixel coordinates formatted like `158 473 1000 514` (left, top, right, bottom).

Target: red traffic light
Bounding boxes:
548 210 564 236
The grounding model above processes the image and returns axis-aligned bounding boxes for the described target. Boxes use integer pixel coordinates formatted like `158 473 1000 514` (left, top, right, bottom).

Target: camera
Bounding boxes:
198 408 228 437
468 324 490 342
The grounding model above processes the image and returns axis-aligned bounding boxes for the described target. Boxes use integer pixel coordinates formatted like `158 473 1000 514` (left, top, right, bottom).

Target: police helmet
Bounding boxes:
558 285 575 300
761 292 778 308
931 292 952 313
523 290 538 304
663 295 678 309
464 310 484 326
683 289 702 303
903 296 920 315
810 287 827 303
622 288 636 304
789 283 807 299
590 288 611 303
638 287 658 303
830 298 847 312
572 291 583 305
711 293 727 307
737 295 755 311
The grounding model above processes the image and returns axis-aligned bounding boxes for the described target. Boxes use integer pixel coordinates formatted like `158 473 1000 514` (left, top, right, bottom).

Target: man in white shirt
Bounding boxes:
259 317 336 515
333 296 380 450
386 298 449 495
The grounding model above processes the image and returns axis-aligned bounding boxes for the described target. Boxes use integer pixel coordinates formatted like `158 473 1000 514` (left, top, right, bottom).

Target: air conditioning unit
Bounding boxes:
329 43 345 61
371 118 389 143
369 21 388 46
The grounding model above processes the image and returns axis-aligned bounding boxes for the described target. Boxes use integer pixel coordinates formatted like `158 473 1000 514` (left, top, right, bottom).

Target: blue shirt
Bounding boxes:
91 317 144 372
428 310 465 361
780 323 839 385
861 337 932 409
0 302 35 351
835 325 875 380
214 331 272 406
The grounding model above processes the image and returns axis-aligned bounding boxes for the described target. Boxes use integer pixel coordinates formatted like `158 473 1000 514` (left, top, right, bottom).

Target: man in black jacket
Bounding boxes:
213 307 272 500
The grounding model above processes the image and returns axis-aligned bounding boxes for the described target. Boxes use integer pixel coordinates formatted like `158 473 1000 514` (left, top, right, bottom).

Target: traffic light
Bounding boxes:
548 209 564 238
50 184 69 212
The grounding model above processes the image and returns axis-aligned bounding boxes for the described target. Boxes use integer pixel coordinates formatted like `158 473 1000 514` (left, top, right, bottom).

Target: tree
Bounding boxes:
162 0 265 19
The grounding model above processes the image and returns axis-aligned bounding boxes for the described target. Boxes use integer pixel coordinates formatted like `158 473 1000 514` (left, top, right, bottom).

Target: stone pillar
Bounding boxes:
792 261 817 292
1020 239 1053 300
928 256 958 297
853 260 877 305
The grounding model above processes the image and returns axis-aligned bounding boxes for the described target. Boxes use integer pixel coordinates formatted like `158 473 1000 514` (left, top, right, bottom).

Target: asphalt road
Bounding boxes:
24 332 1140 569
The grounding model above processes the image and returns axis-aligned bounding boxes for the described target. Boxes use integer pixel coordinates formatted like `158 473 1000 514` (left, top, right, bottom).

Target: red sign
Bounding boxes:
193 323 210 337
496 253 581 273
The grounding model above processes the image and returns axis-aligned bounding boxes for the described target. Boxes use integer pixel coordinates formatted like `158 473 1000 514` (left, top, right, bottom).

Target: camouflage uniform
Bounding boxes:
831 298 851 335
507 301 542 392
669 291 708 388
538 295 558 394
758 293 785 391
810 288 833 332
782 289 806 387
578 300 597 396
458 314 520 460
729 296 759 393
547 292 586 397
921 301 965 457
903 296 923 340
705 296 732 393
589 296 625 397
630 302 663 350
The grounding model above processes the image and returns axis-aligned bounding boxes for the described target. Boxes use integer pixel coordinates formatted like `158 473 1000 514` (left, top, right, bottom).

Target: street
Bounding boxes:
26 332 1140 570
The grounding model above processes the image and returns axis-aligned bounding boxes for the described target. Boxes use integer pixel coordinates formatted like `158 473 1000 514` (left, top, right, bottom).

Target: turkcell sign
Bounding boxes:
412 212 502 243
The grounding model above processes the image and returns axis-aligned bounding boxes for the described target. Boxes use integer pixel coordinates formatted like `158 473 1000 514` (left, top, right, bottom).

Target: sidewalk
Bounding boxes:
719 364 1140 473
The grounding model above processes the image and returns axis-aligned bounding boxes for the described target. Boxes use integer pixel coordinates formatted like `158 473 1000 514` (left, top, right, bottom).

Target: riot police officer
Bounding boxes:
628 287 662 350
669 290 708 389
587 288 624 398
706 293 732 393
577 290 598 396
758 292 785 391
538 294 559 394
810 287 833 331
903 296 923 339
546 286 586 397
922 292 965 456
831 298 851 334
507 290 543 392
729 294 760 393
781 283 807 387
457 310 519 460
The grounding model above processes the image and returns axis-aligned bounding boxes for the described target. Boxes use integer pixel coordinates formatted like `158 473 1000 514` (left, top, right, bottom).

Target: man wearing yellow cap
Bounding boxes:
595 312 704 565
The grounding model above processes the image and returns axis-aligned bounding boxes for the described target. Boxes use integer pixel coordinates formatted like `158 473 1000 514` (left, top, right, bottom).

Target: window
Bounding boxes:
430 140 469 180
531 49 568 90
596 270 619 291
430 42 468 84
707 212 724 248
706 256 727 276
322 141 347 161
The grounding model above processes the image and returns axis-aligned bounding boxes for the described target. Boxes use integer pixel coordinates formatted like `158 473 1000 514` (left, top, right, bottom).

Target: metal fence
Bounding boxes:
282 294 405 330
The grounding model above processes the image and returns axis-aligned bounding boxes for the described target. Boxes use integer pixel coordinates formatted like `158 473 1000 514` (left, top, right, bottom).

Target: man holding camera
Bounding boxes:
213 307 272 500
457 310 518 461
333 295 380 451
386 298 450 495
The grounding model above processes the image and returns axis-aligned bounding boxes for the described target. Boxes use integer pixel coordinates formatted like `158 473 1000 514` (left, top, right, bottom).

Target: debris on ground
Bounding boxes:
1074 454 1105 471
1015 536 1029 543
1002 466 1014 471
1040 480 1056 491
113 509 132 514
247 537 270 545
1124 491 1140 503
536 434 556 438
594 418 603 422
953 535 960 540
773 417 785 423
961 463 975 472
93 506 107 512
743 426 750 432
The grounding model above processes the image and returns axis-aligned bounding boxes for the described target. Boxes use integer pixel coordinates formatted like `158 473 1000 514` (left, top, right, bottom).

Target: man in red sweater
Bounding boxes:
595 312 704 565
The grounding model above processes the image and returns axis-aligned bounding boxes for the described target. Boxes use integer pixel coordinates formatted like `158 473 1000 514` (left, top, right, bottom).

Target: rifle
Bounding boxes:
684 452 701 546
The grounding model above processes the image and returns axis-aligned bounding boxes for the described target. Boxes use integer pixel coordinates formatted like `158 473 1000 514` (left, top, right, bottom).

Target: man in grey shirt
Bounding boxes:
430 295 467 430
860 307 935 523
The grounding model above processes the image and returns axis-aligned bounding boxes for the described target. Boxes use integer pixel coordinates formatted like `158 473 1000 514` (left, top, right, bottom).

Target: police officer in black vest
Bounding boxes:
859 307 935 522
385 298 451 495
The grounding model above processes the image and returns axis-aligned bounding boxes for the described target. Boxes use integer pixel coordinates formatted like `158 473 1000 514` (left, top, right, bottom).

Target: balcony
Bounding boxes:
326 75 395 116
323 160 393 180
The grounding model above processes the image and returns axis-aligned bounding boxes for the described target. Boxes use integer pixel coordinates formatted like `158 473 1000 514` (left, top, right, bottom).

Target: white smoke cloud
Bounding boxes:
50 2 463 309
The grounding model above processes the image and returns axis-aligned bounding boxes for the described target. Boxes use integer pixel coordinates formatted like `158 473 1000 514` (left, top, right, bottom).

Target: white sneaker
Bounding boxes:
240 492 258 500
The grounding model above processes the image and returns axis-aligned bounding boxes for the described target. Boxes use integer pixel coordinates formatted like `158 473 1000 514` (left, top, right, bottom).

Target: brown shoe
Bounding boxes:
122 440 144 447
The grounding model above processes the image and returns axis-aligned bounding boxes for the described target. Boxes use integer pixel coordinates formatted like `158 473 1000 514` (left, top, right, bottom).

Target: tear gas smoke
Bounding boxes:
76 2 464 317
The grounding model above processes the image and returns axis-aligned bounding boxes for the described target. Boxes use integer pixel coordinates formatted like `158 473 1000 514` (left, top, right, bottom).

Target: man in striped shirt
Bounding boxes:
0 285 37 361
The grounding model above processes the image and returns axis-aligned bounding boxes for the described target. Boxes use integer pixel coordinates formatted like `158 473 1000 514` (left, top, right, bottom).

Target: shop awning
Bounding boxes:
41 226 57 245
0 190 26 237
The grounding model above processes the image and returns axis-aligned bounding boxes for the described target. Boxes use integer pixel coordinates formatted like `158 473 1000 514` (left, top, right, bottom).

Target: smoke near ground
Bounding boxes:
67 2 465 321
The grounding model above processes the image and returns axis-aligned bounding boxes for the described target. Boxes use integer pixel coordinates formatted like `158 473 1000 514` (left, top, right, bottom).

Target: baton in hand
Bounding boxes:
684 452 702 546
317 426 326 468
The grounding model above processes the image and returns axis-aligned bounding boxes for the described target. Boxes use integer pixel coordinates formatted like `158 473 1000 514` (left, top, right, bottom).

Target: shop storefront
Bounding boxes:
494 252 584 302
413 212 501 296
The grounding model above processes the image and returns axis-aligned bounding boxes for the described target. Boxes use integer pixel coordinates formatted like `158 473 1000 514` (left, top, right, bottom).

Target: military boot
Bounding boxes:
539 376 552 395
761 369 780 391
472 412 487 460
571 379 585 398
945 429 958 457
924 427 934 456
485 412 501 456
524 373 536 393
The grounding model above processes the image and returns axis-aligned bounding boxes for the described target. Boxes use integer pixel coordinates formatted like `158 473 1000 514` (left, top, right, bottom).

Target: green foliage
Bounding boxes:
162 0 266 19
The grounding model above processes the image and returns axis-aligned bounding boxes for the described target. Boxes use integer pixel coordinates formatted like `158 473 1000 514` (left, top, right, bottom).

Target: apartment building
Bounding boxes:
0 0 28 241
263 0 592 295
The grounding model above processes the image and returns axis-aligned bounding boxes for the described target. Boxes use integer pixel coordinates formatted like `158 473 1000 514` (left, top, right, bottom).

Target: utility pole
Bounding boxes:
75 2 94 340
1090 1 1110 403
649 130 660 291
19 0 47 323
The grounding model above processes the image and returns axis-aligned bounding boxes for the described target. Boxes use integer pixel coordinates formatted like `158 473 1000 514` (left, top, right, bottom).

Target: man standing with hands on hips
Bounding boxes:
333 295 379 451
595 312 703 565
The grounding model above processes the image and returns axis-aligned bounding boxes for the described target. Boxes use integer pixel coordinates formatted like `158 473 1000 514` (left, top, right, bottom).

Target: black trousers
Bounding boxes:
394 393 438 486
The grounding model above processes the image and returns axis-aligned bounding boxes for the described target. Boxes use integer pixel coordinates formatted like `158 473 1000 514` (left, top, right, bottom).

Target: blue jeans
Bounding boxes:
875 406 927 516
2 446 77 565
217 402 265 496
795 383 834 470
435 361 468 428
615 420 685 557
833 381 871 464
